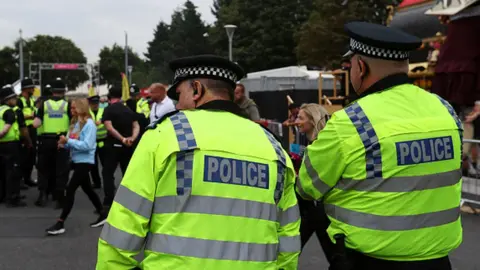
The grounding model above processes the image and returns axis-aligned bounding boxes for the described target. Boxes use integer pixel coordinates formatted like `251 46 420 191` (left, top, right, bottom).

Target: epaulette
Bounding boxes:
146 110 180 130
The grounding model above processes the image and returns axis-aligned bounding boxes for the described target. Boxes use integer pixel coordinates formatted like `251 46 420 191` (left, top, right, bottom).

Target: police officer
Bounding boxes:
297 22 461 270
126 83 150 118
88 95 106 189
33 78 71 208
0 85 27 207
17 78 38 188
96 55 301 269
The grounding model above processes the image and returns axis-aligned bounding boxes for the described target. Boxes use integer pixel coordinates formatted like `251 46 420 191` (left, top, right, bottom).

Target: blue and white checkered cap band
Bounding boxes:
350 39 410 60
174 66 238 83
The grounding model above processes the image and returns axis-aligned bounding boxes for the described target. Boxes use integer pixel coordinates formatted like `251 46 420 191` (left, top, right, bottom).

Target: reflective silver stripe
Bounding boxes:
100 222 145 252
303 149 331 194
114 185 153 219
335 169 461 192
154 195 277 221
278 235 301 253
295 178 315 200
145 233 277 262
45 100 67 118
325 204 460 231
278 204 300 226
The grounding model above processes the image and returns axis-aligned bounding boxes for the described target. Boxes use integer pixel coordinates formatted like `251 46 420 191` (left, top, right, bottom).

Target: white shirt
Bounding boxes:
150 96 175 123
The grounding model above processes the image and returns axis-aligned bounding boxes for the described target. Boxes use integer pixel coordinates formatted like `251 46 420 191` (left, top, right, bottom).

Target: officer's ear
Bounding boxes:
357 57 369 78
191 80 204 101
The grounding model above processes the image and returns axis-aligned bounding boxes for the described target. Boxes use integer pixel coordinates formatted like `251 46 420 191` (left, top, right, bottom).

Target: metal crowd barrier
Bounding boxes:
461 139 480 211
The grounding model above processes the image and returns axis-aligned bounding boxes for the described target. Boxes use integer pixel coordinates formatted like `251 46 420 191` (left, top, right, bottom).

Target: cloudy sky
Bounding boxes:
0 0 215 62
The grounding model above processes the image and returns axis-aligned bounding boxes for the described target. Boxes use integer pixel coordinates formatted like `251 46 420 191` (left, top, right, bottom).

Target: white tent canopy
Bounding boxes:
246 66 333 80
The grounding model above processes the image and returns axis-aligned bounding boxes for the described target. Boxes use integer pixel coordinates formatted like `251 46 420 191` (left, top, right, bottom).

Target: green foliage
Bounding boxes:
0 46 18 86
208 0 313 73
18 35 89 89
98 44 146 86
145 0 211 83
295 0 399 69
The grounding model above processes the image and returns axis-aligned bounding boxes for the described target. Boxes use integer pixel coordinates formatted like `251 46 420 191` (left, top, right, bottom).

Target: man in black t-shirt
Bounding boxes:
101 86 139 207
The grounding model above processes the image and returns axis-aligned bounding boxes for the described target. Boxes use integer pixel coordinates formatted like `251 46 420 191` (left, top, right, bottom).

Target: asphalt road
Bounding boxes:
1 169 479 270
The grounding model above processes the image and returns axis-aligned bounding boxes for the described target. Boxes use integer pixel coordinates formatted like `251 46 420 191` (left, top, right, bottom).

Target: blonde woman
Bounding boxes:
46 98 106 235
294 103 334 262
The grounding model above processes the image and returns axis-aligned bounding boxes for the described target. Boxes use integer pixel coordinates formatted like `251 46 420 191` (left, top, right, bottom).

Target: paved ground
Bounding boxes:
1 169 479 270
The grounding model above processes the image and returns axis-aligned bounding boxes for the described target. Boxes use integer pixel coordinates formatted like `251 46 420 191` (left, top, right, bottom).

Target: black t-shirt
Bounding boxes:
15 109 26 128
2 109 16 125
102 101 136 146
35 96 72 120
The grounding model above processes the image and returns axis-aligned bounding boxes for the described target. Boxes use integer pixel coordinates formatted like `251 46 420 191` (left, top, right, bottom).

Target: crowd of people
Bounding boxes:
0 20 467 270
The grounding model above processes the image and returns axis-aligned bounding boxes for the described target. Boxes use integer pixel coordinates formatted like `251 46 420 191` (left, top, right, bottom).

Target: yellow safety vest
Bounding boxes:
0 105 20 142
136 98 150 118
43 99 69 134
90 108 107 148
19 96 35 126
97 110 301 270
297 83 462 261
36 106 43 135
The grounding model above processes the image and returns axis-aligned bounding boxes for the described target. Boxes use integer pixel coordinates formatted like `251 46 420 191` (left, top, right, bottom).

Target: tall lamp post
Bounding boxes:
19 29 24 80
224 24 237 61
128 65 133 83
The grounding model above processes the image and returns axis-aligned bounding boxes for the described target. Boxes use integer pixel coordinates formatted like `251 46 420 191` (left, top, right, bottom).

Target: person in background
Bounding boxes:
101 85 139 209
124 93 149 148
283 103 300 126
17 77 37 188
88 95 106 189
126 83 150 119
234 83 261 121
149 83 175 123
99 96 108 109
0 85 27 207
292 104 333 260
45 98 106 236
334 58 359 105
33 78 71 209
464 100 480 175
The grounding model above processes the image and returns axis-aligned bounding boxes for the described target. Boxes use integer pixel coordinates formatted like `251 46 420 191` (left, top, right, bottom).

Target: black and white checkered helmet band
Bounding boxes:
174 66 238 83
350 39 409 60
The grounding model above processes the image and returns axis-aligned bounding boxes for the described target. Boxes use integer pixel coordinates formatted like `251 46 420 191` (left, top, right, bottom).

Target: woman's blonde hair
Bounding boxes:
300 103 330 140
70 98 91 132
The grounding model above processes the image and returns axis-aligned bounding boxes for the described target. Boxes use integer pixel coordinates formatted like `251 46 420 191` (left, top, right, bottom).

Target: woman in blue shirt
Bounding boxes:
46 98 107 235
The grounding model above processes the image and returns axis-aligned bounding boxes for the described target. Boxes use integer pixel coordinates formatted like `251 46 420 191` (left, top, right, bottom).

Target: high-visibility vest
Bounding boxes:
297 83 462 261
90 108 107 147
36 107 43 135
97 110 301 270
0 105 20 142
19 96 35 126
136 98 150 118
42 99 69 134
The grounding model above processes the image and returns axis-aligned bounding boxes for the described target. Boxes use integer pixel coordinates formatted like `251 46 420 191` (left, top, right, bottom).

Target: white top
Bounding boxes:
150 96 176 123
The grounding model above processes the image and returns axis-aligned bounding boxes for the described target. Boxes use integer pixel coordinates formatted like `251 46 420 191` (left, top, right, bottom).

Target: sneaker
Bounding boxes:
90 212 107 228
46 221 65 236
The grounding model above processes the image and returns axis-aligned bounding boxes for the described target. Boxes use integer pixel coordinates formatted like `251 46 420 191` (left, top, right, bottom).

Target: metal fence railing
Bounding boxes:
461 139 480 212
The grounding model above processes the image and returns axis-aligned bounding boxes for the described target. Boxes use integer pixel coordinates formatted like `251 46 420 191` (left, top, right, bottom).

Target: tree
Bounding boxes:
0 46 19 86
208 0 313 73
98 44 146 86
145 0 211 82
295 0 400 69
18 35 89 89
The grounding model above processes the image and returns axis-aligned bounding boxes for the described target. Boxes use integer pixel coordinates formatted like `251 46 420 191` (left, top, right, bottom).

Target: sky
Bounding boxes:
0 0 215 62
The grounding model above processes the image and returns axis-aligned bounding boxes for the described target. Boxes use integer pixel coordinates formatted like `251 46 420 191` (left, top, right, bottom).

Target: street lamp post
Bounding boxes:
19 29 24 80
224 24 237 61
128 65 133 83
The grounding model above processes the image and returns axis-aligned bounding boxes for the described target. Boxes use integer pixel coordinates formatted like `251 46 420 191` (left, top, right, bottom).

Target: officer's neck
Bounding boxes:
21 92 29 98
196 95 230 108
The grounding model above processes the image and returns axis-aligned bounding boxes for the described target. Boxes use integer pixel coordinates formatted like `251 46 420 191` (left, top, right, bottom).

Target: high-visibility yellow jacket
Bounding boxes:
136 98 150 118
19 96 35 126
0 105 19 142
42 99 69 134
89 108 106 147
297 82 462 261
97 109 301 270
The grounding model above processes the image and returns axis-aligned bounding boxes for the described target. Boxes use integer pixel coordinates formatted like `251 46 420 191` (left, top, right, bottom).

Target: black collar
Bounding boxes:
358 73 410 99
197 100 247 118
50 96 66 101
